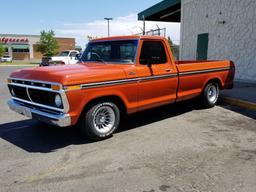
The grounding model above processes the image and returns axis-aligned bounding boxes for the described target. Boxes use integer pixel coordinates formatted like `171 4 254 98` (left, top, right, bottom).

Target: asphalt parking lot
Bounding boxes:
0 66 256 192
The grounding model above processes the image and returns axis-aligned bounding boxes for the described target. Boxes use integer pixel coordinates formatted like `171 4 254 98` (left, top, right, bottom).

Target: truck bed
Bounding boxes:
175 60 222 65
176 60 233 72
175 60 235 102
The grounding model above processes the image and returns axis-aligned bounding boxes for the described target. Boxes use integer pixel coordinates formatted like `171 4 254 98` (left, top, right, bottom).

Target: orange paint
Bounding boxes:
9 36 235 126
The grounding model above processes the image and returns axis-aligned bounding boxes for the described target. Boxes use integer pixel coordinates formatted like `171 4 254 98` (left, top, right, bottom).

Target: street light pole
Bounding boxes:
143 15 145 35
104 17 113 37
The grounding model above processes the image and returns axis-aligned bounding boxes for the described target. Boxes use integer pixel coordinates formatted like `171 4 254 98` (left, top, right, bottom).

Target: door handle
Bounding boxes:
128 71 136 75
165 69 172 72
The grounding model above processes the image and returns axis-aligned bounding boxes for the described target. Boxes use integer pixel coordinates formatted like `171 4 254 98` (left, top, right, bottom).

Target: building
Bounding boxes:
0 34 76 60
138 0 256 82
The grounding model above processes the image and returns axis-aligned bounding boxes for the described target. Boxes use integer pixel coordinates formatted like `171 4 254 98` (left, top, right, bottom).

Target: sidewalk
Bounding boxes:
220 81 256 110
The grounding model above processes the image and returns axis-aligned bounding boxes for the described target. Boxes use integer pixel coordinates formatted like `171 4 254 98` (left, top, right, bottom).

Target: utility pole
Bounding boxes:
143 15 146 35
104 17 113 37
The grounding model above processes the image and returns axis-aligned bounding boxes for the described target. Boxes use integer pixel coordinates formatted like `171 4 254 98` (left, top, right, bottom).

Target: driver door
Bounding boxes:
136 40 178 111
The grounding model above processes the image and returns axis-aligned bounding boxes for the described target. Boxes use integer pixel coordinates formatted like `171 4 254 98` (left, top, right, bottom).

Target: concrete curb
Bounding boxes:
220 96 256 110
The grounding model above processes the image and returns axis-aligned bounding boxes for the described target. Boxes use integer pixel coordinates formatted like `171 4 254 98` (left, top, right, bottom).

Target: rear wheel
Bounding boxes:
202 82 220 108
79 101 120 140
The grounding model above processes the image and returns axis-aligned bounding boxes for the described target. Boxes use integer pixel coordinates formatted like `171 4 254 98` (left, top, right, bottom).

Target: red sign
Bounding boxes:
0 37 29 44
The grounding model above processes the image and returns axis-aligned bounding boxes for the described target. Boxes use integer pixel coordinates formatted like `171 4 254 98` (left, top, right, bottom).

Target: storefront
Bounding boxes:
0 34 76 60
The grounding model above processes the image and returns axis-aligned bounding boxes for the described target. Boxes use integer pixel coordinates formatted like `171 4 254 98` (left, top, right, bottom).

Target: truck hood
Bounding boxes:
9 63 128 86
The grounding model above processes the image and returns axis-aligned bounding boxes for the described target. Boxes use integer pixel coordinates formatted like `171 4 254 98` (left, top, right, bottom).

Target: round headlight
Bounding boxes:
54 94 62 107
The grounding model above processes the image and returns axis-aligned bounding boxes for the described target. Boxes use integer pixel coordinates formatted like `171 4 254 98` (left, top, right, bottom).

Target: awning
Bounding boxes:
11 44 29 49
138 0 181 22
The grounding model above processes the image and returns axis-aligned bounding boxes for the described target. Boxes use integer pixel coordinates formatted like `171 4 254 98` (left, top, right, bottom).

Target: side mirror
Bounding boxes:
147 62 152 68
146 57 152 68
76 54 81 60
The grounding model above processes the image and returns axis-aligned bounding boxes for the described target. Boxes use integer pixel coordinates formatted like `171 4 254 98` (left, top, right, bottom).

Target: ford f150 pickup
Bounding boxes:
7 36 235 140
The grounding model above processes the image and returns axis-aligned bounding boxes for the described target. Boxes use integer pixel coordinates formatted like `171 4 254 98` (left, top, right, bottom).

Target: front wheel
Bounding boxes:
79 101 120 140
202 82 220 108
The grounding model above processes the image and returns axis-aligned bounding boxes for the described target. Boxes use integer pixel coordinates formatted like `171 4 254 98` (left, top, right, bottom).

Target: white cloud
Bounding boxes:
56 13 180 48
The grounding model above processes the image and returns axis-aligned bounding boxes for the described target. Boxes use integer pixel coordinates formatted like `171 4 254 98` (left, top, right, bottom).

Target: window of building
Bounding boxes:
139 41 167 65
12 48 29 53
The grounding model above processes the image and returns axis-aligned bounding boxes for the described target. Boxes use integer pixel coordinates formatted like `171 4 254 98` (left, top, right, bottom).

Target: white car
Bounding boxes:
40 50 80 66
1 55 12 62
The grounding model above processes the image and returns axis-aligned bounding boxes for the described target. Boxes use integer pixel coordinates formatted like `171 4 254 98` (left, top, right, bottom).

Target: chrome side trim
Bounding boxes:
80 73 178 89
81 78 137 89
7 99 71 127
78 67 230 90
179 67 231 76
139 74 177 81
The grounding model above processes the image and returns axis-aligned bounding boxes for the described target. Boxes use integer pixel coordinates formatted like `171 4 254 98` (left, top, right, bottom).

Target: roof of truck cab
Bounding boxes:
90 35 166 42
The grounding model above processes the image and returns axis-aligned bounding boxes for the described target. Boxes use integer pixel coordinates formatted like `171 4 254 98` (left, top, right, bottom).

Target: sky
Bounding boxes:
0 0 180 47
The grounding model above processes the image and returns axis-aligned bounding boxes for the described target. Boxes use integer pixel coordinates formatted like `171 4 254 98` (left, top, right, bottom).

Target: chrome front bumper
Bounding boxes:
7 99 71 127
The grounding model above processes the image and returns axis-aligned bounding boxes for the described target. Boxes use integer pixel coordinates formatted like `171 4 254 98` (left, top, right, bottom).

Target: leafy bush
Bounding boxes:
0 44 5 60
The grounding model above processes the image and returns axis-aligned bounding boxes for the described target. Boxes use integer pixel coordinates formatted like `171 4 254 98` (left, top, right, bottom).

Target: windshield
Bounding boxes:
81 40 138 64
59 51 70 57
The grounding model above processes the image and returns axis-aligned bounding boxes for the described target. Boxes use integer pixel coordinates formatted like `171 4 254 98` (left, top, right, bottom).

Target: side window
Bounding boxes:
70 52 78 57
139 41 167 65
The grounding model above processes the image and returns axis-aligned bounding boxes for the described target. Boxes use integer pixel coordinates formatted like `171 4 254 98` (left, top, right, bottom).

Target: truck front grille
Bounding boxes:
8 85 29 100
8 84 63 109
28 89 57 107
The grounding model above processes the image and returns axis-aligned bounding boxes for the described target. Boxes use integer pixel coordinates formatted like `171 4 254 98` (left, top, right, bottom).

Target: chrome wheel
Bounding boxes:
207 84 218 103
93 106 116 134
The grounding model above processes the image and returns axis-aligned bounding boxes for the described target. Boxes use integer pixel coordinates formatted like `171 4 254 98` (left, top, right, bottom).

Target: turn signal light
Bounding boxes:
65 85 81 91
7 79 12 84
51 84 61 91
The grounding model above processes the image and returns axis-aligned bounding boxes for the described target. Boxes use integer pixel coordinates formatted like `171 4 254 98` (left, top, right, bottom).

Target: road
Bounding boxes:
0 66 256 192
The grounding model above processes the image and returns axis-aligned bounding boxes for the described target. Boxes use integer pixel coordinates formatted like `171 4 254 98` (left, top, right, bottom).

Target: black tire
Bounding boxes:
202 82 220 108
79 101 120 140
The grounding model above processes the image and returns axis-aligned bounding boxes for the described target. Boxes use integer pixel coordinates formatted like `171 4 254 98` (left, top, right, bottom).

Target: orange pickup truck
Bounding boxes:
7 36 235 140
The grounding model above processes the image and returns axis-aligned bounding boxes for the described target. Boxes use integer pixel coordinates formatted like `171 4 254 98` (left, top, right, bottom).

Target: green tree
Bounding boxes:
0 44 5 61
36 30 59 57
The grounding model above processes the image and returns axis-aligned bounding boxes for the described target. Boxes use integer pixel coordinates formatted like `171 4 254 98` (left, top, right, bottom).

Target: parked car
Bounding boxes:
40 50 80 66
1 55 12 62
7 36 235 140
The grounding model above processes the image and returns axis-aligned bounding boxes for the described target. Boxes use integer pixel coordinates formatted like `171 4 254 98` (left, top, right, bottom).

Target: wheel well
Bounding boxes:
206 78 223 89
83 96 127 115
